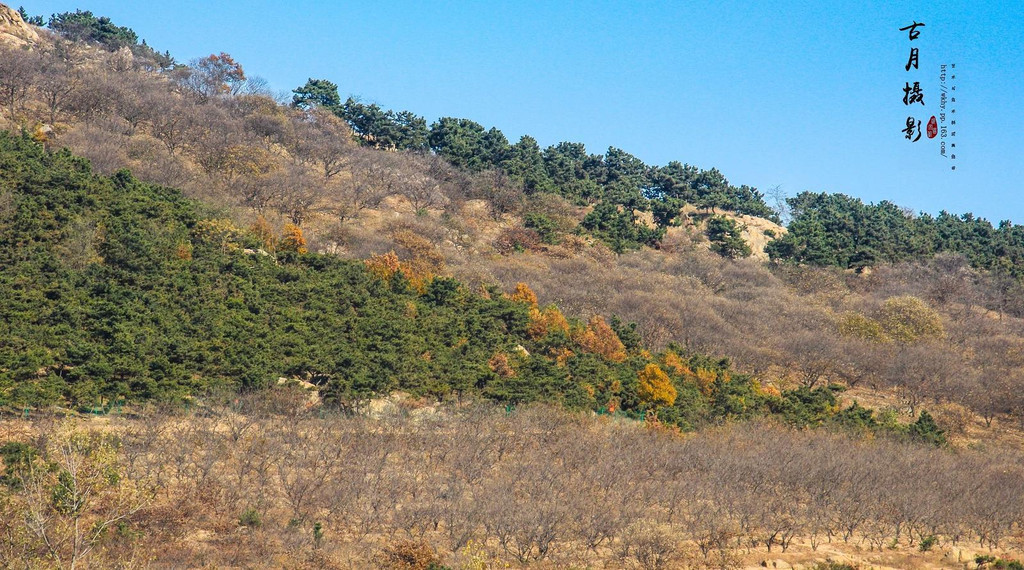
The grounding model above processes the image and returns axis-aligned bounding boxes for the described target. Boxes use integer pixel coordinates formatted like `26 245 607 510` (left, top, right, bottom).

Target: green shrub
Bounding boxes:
909 410 947 447
523 212 561 244
313 521 323 549
0 442 38 489
918 534 937 551
238 507 261 528
705 215 751 259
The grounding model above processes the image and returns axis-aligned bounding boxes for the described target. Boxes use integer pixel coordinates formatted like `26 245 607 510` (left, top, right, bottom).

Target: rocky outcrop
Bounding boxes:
0 3 41 47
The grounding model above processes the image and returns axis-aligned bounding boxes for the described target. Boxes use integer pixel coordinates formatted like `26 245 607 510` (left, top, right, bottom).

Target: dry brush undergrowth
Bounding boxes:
2 396 1023 569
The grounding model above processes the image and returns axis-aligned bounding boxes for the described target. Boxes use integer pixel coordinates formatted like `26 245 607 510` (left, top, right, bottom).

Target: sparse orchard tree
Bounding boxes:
272 162 329 226
180 52 246 102
335 148 399 223
288 108 354 180
17 423 155 570
34 39 86 125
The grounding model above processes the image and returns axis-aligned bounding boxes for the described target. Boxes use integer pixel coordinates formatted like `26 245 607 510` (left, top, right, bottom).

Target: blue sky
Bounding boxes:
21 0 1024 223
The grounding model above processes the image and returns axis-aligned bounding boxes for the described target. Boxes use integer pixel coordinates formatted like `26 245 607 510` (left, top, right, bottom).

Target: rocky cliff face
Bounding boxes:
0 3 41 47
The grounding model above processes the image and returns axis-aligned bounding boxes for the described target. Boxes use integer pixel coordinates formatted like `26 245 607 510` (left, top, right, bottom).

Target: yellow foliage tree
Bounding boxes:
225 144 276 178
878 296 944 343
574 315 627 362
552 346 574 367
662 350 691 376
637 363 677 407
838 311 890 342
505 282 538 307
693 368 718 397
193 218 242 251
248 215 277 252
527 304 570 340
13 423 154 569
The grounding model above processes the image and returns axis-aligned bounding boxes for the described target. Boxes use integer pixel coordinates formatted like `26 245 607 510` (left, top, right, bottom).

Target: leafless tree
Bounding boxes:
0 44 39 121
288 108 354 180
335 148 400 223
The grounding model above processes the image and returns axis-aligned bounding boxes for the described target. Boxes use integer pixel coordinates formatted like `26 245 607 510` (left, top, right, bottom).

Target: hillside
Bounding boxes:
3 131 947 440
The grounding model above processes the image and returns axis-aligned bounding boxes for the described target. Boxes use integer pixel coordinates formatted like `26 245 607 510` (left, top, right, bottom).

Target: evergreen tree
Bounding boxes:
291 78 342 111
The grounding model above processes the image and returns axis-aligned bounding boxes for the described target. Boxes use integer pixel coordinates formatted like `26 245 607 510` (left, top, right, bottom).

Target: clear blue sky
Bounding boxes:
20 0 1024 223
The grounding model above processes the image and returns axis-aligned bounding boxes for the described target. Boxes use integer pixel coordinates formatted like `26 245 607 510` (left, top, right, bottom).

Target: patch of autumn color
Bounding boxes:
194 218 242 250
249 216 276 252
31 123 49 144
693 368 718 398
646 413 684 436
878 295 945 343
364 251 432 293
392 230 445 275
757 381 782 398
527 307 545 338
527 304 570 339
174 241 192 260
582 383 595 398
639 349 652 359
408 275 431 294
421 351 432 361
488 352 516 378
638 363 677 407
404 301 418 319
662 351 692 376
365 251 402 281
504 282 538 307
195 52 246 95
453 337 468 349
279 223 308 254
551 347 574 367
574 316 627 363
224 144 276 178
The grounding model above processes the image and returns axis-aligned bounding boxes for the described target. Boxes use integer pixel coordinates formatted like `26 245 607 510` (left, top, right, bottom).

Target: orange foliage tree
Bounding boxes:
488 352 516 378
365 251 403 281
188 52 246 98
662 350 691 376
391 230 444 277
279 223 308 254
527 304 570 340
363 250 432 293
248 216 276 252
574 316 627 363
504 282 538 307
